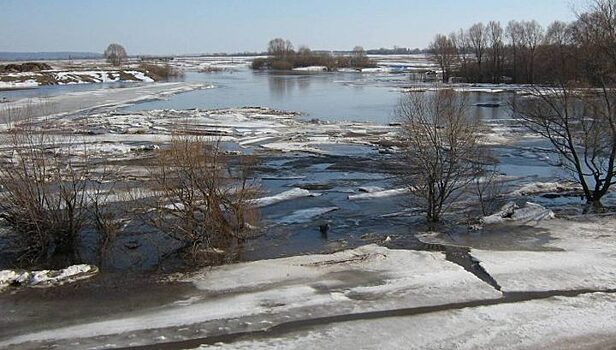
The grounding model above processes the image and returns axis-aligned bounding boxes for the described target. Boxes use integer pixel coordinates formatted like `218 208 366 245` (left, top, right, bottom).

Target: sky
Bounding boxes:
1 0 579 55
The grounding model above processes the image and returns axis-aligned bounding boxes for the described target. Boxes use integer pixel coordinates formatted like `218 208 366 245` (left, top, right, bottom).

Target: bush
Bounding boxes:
251 58 268 70
396 90 489 223
142 135 260 264
0 127 90 267
138 63 184 81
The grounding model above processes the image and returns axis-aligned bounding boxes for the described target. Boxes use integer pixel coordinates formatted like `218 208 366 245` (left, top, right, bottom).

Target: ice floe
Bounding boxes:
510 181 581 196
481 202 555 224
251 188 320 208
0 264 98 291
348 187 410 200
277 207 339 224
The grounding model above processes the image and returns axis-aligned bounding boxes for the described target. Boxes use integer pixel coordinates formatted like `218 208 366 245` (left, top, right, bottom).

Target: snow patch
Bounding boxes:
251 188 320 208
481 202 555 224
348 188 409 200
277 207 339 224
0 264 98 291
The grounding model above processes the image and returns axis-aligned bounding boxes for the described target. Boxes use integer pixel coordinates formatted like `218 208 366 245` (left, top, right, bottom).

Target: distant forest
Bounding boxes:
427 4 616 85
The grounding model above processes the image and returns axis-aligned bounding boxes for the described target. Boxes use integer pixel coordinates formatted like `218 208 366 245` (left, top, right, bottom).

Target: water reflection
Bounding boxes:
2 68 517 124
267 73 313 100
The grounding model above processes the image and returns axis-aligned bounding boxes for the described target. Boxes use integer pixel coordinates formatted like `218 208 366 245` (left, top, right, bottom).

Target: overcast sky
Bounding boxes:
1 0 579 55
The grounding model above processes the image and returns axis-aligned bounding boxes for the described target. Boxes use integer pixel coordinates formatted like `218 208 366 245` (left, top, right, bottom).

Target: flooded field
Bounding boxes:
0 56 598 269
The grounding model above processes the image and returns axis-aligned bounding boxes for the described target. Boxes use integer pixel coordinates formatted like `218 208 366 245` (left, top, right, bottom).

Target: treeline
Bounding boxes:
429 3 614 85
251 38 377 71
366 47 425 55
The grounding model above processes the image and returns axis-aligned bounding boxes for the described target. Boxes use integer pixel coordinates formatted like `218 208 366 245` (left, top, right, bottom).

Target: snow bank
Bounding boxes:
201 292 616 350
481 202 555 224
0 245 501 348
0 264 98 291
473 217 616 292
277 207 339 224
251 188 319 208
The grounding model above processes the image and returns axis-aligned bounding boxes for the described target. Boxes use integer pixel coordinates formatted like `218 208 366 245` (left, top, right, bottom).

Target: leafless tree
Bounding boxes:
351 46 370 68
451 29 471 81
521 20 545 83
487 21 505 83
513 0 616 210
429 34 457 82
506 20 525 83
469 23 488 80
0 122 90 267
544 20 576 81
396 90 488 222
514 85 615 210
268 38 294 58
104 43 128 66
143 135 260 264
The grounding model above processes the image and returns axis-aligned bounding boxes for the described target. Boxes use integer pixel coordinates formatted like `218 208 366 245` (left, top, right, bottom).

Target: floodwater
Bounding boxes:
123 70 513 124
0 65 588 268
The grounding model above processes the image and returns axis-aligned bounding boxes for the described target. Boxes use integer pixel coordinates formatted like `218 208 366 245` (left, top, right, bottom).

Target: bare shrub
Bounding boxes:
474 164 505 216
142 135 260 264
0 126 90 267
396 89 489 222
138 63 184 81
87 165 124 266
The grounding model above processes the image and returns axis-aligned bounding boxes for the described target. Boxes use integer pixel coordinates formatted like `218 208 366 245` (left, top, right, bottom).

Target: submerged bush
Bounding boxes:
142 135 260 265
0 127 89 267
138 63 184 81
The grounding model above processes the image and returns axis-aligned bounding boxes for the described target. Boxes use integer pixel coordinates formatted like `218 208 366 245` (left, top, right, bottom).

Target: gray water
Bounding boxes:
123 70 512 124
0 68 585 267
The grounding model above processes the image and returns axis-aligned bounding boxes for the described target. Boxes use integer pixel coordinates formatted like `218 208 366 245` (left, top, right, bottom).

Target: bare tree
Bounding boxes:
514 85 616 210
469 23 488 81
451 29 472 81
574 0 616 84
513 0 616 210
506 20 525 83
0 123 90 267
397 90 487 222
521 20 545 83
143 135 260 263
104 43 127 66
487 21 505 83
268 38 294 58
351 46 370 68
544 20 576 81
429 34 457 82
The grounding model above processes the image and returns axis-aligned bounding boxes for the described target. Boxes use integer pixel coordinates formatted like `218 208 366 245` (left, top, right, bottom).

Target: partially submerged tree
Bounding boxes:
514 86 615 209
351 46 370 68
514 0 616 210
397 90 488 222
0 119 89 267
144 136 260 263
104 43 127 66
429 34 457 82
